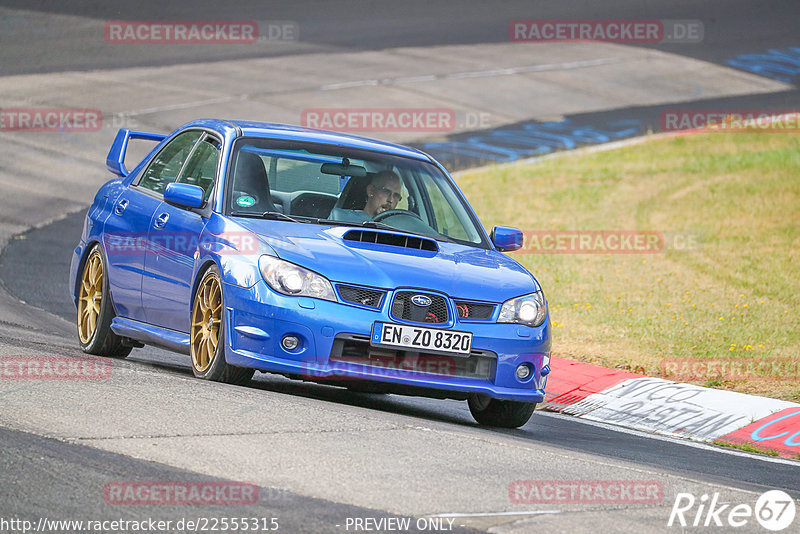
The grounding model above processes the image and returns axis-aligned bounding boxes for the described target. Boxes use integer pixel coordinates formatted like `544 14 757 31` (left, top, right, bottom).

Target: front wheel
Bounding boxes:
76 245 132 358
190 265 254 385
468 394 536 428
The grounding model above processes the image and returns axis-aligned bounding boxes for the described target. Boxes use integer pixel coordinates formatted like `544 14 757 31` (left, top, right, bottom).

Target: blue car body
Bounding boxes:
69 119 551 425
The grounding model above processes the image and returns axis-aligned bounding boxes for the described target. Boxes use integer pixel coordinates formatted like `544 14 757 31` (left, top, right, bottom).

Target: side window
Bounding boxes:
137 131 202 195
420 174 471 241
177 136 221 201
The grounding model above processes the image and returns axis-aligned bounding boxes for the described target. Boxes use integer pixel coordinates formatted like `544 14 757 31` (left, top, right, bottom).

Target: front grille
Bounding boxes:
330 334 496 380
454 301 495 320
338 284 385 309
391 291 449 324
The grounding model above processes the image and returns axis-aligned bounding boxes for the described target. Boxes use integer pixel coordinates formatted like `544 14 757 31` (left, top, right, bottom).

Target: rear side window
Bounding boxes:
137 130 202 195
177 136 221 201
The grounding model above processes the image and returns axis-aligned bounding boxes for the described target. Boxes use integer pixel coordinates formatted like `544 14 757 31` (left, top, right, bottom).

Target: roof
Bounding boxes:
180 118 431 161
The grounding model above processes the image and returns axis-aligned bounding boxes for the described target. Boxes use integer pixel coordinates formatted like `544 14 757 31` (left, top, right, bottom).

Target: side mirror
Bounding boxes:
491 226 523 252
164 183 204 209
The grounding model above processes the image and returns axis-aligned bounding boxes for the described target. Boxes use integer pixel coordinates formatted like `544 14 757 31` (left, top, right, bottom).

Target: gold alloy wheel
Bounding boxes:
77 250 104 344
191 272 223 373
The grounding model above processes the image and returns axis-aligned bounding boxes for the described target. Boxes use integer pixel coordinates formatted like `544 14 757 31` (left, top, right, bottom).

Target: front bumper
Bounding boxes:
223 280 550 402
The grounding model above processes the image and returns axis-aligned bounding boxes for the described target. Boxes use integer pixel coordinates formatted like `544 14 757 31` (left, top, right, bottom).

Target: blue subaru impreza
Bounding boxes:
69 119 551 427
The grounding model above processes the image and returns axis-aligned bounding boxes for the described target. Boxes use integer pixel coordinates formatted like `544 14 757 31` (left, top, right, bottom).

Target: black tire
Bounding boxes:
76 244 132 358
468 394 536 428
190 264 254 385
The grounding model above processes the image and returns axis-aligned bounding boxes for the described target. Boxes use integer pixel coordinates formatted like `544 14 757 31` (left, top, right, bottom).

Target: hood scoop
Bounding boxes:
343 229 438 252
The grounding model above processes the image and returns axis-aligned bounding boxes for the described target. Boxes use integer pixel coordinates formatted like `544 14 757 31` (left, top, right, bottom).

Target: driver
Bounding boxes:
363 170 402 218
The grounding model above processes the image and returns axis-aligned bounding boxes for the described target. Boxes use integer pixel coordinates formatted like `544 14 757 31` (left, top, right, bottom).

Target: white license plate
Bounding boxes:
371 322 473 355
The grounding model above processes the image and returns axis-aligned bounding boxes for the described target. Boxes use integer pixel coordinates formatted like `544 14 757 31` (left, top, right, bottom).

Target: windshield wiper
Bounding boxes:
315 218 365 228
230 211 309 224
360 220 456 243
233 213 456 243
310 218 417 234
360 220 400 231
261 211 303 223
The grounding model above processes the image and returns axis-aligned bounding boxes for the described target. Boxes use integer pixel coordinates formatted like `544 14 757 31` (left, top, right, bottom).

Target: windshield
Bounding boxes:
225 138 487 247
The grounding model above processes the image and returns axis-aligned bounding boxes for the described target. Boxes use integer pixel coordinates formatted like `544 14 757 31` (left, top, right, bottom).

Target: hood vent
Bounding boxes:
343 229 438 252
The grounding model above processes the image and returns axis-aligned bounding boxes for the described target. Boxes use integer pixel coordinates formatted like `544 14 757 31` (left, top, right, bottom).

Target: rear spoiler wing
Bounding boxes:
106 128 167 177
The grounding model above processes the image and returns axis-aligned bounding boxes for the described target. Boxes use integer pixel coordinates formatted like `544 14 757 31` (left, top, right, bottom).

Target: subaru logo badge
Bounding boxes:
411 294 432 307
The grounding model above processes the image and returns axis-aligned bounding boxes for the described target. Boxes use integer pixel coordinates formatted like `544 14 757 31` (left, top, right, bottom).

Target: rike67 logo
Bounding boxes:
668 490 796 531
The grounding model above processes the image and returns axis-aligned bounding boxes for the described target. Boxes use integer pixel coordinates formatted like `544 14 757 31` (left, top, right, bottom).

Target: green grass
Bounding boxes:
456 133 800 401
713 440 781 457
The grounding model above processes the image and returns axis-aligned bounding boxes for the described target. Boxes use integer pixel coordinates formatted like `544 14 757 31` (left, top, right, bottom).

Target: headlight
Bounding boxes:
258 255 336 301
498 291 547 327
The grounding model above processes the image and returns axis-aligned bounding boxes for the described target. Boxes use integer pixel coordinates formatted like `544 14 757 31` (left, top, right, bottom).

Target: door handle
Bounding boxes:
154 212 169 229
114 199 129 215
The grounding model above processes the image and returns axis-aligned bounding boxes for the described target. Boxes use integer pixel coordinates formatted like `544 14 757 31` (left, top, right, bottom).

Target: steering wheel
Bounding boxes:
372 209 423 223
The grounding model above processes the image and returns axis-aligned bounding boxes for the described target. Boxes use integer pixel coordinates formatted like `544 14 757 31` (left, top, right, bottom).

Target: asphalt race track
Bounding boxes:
0 2 799 533
2 0 797 74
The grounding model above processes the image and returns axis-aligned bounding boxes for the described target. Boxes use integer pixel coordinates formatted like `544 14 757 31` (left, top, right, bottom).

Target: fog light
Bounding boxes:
282 335 300 350
516 364 532 380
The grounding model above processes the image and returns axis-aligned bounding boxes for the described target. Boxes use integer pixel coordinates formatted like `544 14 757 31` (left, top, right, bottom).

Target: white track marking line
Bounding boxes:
117 57 622 117
319 79 381 90
426 510 561 518
122 95 243 117
321 57 622 90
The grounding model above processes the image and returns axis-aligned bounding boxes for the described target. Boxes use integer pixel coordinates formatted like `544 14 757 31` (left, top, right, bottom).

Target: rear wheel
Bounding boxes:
190 265 254 385
76 245 132 357
468 394 536 428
